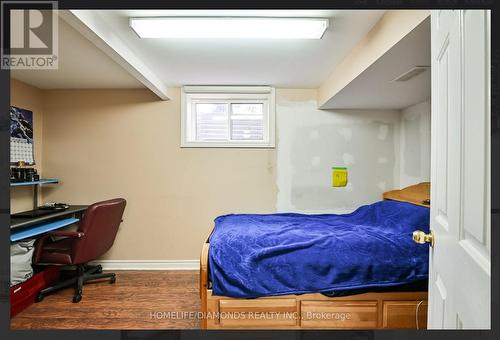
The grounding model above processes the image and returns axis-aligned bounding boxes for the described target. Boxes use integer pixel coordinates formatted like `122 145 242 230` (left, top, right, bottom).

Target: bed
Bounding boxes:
200 183 430 329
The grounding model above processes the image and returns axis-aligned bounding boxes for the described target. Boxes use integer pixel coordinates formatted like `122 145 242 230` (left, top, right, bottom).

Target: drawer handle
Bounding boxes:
416 300 425 330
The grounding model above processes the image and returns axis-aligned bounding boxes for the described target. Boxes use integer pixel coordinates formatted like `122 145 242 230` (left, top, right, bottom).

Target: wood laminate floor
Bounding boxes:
10 270 200 329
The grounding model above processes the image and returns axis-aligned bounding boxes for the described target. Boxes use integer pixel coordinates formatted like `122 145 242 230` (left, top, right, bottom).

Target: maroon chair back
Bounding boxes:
72 198 126 264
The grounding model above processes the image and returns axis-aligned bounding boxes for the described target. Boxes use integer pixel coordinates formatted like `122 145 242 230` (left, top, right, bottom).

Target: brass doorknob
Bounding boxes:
412 230 434 247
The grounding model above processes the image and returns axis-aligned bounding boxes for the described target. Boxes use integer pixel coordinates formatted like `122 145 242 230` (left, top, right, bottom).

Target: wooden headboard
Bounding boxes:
383 182 430 208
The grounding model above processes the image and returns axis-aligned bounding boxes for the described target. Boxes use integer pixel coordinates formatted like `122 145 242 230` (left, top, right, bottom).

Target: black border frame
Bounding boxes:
1 1 498 339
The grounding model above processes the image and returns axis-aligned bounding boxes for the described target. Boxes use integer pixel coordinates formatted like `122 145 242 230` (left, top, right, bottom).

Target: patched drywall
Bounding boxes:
276 89 400 213
399 100 431 187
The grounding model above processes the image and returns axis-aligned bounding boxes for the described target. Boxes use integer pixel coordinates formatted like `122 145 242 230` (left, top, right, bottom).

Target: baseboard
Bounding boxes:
89 260 199 270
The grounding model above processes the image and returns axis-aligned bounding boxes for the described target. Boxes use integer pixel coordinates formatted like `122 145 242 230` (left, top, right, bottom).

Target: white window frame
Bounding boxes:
181 86 276 148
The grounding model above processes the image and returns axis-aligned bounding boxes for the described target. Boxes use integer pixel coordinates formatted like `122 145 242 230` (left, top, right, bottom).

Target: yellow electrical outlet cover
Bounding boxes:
332 167 348 187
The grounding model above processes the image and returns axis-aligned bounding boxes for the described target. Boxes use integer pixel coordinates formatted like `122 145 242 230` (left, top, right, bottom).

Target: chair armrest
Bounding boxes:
33 231 85 263
47 230 85 238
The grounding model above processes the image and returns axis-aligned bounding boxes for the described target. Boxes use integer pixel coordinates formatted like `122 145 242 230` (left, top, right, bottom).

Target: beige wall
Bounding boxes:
10 79 44 213
40 88 277 260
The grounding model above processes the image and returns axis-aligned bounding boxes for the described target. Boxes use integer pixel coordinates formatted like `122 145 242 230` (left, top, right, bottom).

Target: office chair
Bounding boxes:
33 198 126 303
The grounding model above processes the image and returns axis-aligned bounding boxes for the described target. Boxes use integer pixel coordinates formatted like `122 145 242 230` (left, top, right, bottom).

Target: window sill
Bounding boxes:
180 142 275 149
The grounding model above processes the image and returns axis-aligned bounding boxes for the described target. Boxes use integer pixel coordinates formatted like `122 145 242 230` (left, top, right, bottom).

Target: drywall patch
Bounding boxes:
378 124 389 140
310 130 320 140
275 89 400 213
342 153 355 165
288 122 396 211
337 127 352 141
399 100 431 187
403 114 422 177
377 181 387 191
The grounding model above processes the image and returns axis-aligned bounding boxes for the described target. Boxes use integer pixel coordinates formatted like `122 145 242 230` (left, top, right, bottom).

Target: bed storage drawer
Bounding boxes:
218 299 297 328
382 301 428 329
301 301 378 328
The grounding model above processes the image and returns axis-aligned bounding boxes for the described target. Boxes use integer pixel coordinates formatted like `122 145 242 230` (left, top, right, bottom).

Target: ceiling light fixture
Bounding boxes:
129 17 329 39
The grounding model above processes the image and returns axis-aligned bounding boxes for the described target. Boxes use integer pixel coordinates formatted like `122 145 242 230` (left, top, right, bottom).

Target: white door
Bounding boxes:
428 9 491 329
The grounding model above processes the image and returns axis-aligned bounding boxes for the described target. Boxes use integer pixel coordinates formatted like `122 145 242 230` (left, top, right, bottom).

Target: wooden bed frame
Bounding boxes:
200 183 430 329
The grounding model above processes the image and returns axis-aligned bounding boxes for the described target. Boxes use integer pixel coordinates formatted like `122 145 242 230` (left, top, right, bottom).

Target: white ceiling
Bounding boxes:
13 10 385 90
102 10 385 88
321 17 431 110
11 16 143 89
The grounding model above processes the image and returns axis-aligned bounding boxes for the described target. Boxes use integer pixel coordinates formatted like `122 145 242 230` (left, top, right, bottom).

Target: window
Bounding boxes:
181 86 275 147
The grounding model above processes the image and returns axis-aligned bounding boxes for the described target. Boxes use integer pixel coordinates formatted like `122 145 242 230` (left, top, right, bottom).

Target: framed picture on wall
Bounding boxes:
10 106 35 165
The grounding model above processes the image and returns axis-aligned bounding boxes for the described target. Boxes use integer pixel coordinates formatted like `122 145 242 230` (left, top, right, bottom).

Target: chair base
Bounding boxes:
35 264 115 303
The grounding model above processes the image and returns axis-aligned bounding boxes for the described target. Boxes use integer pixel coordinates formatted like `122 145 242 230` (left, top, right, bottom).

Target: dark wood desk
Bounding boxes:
11 205 88 230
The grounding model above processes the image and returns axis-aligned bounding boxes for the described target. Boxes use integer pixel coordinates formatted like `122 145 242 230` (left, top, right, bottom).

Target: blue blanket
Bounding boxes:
208 200 430 298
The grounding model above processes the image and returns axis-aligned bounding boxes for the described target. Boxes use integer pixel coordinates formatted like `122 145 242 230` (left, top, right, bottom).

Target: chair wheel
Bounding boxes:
72 294 82 303
95 265 103 274
35 293 44 303
110 275 116 284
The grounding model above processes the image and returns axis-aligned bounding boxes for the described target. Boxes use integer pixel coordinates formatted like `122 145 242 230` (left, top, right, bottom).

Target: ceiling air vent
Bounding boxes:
391 66 430 82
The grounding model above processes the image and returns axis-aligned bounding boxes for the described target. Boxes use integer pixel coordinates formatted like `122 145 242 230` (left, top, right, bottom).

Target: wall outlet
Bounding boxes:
332 167 348 187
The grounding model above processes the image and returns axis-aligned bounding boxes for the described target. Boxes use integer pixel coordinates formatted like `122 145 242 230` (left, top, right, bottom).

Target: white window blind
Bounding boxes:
230 103 264 141
181 86 275 148
195 103 229 140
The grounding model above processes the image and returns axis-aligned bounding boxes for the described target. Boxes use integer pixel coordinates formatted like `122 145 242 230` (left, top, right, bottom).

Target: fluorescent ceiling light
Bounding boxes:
129 17 329 39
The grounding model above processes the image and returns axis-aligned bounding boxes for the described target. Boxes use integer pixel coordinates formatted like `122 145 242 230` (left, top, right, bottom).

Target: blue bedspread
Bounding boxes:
208 200 430 298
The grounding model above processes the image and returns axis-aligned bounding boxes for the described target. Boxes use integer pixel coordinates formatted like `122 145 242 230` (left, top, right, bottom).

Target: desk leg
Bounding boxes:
33 184 38 210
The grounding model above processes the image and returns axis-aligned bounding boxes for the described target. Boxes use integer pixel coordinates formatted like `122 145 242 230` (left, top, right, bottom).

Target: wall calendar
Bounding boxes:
10 106 35 165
